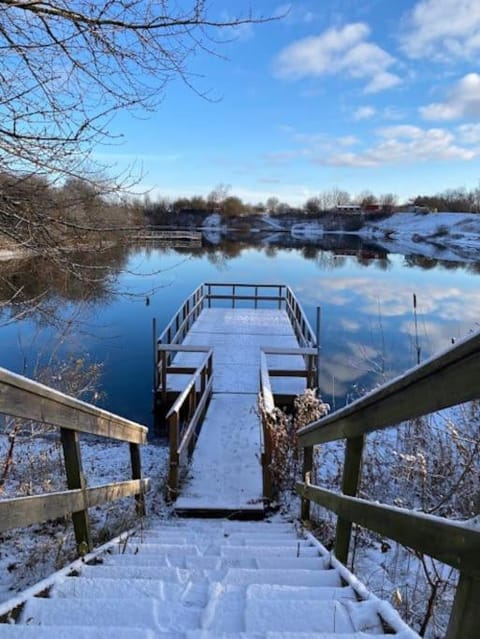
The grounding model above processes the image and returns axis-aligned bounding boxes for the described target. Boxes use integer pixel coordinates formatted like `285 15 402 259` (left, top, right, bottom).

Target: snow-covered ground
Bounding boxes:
0 432 170 605
360 211 480 263
251 211 480 263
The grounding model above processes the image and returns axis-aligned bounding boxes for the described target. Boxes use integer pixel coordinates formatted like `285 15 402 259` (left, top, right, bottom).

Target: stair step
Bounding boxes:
220 546 319 558
0 627 173 639
246 584 358 602
92 554 330 571
51 577 164 600
129 535 310 547
185 633 394 638
223 569 342 587
81 564 223 583
109 543 200 556
246 599 355 633
18 597 201 631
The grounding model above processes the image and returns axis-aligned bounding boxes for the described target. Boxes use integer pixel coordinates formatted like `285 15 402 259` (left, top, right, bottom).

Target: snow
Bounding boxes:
172 308 307 514
0 518 416 637
360 211 480 262
174 394 264 513
0 435 170 605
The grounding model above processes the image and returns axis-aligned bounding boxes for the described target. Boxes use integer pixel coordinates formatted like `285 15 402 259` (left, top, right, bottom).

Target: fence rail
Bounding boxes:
0 366 149 554
295 331 480 639
164 347 214 499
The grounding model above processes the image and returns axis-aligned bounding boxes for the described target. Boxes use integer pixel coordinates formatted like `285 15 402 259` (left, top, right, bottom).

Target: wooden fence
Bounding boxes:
154 282 317 392
295 331 480 639
159 345 214 499
0 367 149 554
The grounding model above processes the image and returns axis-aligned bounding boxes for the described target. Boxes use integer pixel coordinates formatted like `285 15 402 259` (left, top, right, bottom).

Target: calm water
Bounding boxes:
1 242 479 427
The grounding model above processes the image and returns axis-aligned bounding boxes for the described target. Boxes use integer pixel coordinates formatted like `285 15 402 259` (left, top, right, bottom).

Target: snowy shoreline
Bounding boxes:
203 211 480 264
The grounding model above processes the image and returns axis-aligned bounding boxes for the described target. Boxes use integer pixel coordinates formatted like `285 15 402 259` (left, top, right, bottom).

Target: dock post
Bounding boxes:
316 307 321 392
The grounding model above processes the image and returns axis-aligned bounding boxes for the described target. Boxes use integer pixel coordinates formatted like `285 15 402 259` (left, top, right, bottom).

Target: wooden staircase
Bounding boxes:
2 518 416 638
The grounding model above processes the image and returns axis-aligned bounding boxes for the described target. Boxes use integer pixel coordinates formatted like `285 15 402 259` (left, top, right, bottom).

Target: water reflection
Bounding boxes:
1 238 479 426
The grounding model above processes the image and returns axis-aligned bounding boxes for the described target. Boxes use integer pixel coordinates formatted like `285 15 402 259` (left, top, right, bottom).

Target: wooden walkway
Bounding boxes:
171 308 306 515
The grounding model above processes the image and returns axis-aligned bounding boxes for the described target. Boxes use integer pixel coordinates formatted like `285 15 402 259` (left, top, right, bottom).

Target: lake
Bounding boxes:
1 240 479 428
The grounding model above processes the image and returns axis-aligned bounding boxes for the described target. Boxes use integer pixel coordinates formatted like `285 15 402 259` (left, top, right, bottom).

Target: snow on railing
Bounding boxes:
296 329 480 639
0 366 149 555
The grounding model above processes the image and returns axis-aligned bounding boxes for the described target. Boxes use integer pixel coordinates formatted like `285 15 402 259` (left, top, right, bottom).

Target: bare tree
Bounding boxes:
0 1 272 180
0 2 275 302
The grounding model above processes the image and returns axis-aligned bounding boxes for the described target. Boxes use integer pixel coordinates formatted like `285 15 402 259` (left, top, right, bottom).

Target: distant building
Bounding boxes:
335 204 361 213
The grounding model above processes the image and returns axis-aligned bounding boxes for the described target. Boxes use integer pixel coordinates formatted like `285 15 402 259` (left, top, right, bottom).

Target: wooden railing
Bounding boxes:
296 331 480 639
259 346 317 499
165 347 214 499
0 367 149 555
155 282 318 498
154 282 317 392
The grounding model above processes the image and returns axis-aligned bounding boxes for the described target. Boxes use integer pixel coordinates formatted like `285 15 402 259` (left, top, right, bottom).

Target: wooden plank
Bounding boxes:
334 436 365 564
61 428 92 552
296 482 480 575
177 377 213 457
0 479 150 533
268 369 309 378
207 294 284 302
166 352 212 419
204 282 284 289
260 351 275 413
158 344 211 352
262 347 317 356
300 446 313 521
129 443 145 517
446 573 480 639
87 478 150 508
0 367 148 444
298 330 480 447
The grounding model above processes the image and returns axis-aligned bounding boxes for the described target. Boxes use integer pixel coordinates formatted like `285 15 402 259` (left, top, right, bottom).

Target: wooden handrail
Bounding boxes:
0 479 150 534
0 367 148 444
167 350 213 498
298 330 480 447
0 367 149 554
296 482 480 576
296 328 480 639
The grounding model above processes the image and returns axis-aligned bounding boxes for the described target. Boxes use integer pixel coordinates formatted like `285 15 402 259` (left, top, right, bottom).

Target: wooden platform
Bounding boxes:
170 308 307 516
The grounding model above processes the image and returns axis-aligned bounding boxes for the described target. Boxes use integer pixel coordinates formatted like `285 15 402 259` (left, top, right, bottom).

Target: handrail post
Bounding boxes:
316 306 321 390
161 349 167 402
446 573 480 639
167 412 179 501
152 318 158 393
60 428 92 554
208 284 211 307
301 445 313 521
334 435 365 564
129 442 145 517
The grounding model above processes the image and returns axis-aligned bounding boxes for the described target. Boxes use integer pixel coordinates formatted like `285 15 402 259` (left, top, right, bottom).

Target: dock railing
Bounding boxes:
165 347 214 499
295 331 480 639
155 282 318 498
0 367 149 555
154 283 317 392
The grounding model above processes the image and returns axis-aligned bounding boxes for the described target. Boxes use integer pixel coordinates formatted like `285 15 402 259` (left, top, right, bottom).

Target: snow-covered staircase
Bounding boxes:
3 518 415 638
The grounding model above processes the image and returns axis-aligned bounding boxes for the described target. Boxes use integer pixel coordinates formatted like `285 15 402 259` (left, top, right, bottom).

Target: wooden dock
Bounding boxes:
154 284 318 516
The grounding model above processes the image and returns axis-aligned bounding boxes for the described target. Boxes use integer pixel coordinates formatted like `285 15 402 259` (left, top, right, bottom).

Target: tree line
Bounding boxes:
145 183 480 225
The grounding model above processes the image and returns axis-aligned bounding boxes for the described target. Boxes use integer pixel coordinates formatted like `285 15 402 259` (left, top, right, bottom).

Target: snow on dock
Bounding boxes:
171 307 307 515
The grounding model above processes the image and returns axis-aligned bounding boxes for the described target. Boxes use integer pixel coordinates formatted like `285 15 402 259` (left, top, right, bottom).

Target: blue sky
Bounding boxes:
98 0 480 205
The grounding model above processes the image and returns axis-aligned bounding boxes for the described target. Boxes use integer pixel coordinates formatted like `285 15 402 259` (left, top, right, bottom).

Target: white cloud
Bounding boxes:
274 22 401 93
325 125 477 167
457 123 480 144
401 0 480 60
420 73 480 121
353 106 377 120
